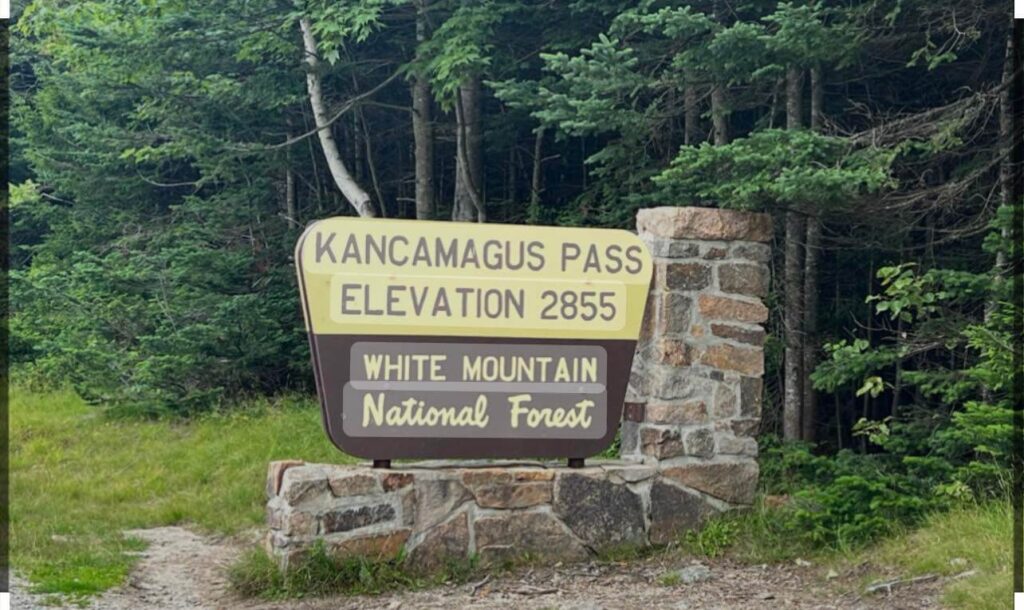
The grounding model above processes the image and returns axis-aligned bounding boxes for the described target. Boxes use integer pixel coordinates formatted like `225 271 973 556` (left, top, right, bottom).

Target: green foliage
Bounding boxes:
851 414 891 443
813 230 1017 500
869 264 989 325
420 2 513 106
596 429 622 458
493 0 899 223
791 474 931 547
307 0 390 53
761 2 857 68
653 129 894 212
932 298 1017 499
758 436 944 549
681 519 737 559
12 0 312 413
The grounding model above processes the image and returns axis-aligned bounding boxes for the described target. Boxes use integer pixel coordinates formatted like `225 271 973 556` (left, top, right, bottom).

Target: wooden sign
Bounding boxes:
295 218 652 460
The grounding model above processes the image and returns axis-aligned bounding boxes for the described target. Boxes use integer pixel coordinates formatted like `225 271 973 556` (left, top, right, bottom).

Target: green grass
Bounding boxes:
229 543 480 599
692 500 822 564
669 499 1010 610
680 518 739 559
872 501 1011 610
11 388 353 600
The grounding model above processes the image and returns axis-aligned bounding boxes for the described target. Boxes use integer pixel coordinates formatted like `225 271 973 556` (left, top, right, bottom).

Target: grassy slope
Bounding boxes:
11 388 354 597
687 499 1010 609
873 502 1011 610
725 500 1011 609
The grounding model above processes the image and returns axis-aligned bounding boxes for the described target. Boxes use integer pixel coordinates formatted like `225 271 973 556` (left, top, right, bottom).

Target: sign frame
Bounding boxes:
295 218 652 461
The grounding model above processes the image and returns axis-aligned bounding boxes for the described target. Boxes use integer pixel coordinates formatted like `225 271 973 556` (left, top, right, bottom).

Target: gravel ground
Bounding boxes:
11 526 947 610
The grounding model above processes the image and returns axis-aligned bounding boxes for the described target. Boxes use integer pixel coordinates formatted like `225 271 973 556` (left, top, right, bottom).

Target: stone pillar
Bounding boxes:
622 207 772 492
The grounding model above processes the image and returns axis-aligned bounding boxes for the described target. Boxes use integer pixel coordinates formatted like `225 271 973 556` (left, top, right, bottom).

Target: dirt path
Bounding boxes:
12 527 947 610
12 527 239 610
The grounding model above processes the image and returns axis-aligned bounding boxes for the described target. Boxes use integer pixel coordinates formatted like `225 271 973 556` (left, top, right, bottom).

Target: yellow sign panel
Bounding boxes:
296 218 652 340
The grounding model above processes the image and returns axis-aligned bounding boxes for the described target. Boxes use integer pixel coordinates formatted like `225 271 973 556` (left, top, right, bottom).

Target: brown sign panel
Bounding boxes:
295 218 652 460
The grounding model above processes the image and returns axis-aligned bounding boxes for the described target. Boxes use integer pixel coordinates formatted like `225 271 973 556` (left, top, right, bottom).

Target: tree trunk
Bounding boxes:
353 113 364 182
833 259 842 448
299 17 375 217
412 0 435 220
710 85 728 145
453 76 484 222
529 127 545 222
892 314 903 417
861 256 874 453
991 32 1013 299
711 0 729 146
784 211 805 441
285 167 296 224
506 142 516 209
801 215 820 441
979 32 1013 404
411 79 434 219
786 66 803 130
810 64 824 132
684 69 698 146
998 32 1012 266
358 109 386 217
783 64 804 441
801 64 824 442
283 119 298 225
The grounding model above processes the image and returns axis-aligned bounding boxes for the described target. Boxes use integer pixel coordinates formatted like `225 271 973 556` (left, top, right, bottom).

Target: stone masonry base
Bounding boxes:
265 458 757 572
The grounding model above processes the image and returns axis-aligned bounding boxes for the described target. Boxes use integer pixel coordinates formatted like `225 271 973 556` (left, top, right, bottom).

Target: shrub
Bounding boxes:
757 436 946 549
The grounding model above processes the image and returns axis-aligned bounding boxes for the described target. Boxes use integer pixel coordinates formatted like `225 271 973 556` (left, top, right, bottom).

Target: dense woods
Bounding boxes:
8 0 1016 523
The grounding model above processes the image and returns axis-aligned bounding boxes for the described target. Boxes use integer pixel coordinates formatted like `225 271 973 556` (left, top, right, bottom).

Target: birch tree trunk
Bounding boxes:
783 65 804 441
412 0 435 220
299 17 376 218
